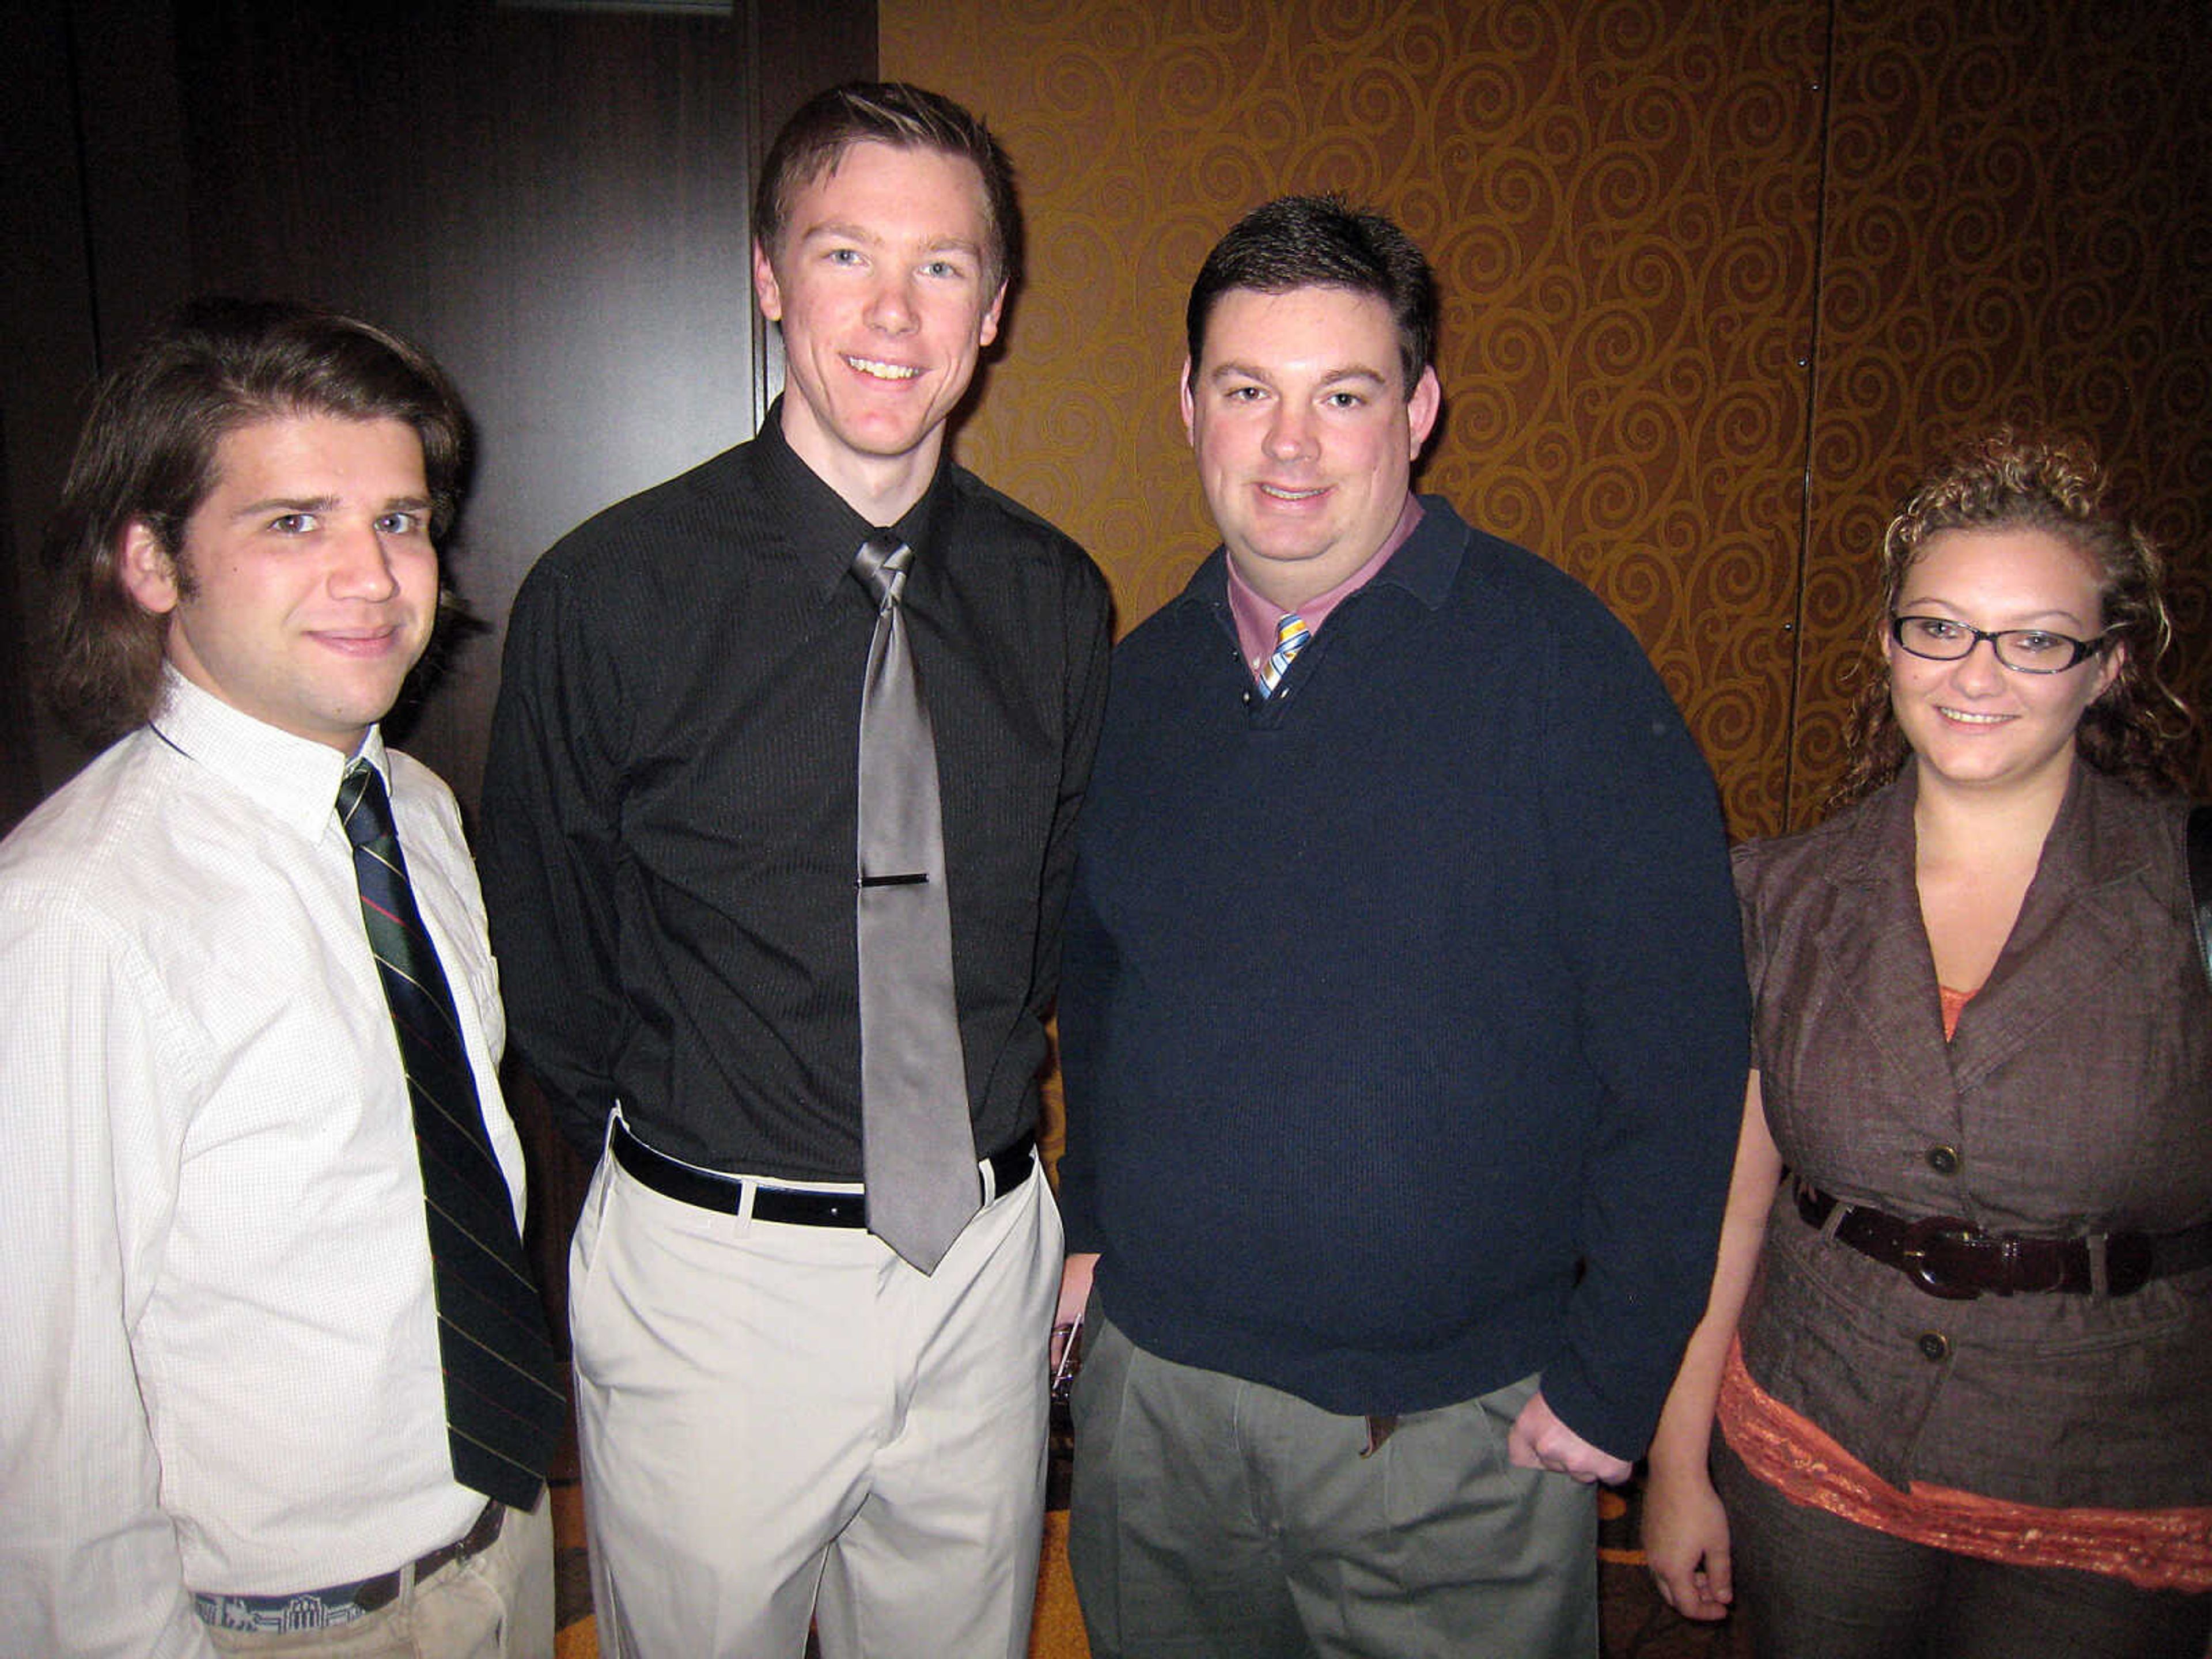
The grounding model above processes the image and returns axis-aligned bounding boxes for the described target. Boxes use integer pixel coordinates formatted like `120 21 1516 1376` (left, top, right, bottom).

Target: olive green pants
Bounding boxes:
1069 1304 1598 1659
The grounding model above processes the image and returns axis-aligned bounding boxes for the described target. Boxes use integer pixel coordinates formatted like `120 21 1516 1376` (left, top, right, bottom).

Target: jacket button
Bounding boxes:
1926 1145 1960 1176
1918 1332 1949 1362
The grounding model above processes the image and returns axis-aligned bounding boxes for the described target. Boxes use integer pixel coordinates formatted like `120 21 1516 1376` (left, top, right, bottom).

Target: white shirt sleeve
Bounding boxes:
0 898 217 1658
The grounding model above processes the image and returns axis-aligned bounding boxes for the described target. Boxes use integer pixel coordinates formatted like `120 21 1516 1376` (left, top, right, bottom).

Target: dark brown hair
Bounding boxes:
1185 195 1438 396
752 81 1020 292
1833 429 2194 806
41 297 469 744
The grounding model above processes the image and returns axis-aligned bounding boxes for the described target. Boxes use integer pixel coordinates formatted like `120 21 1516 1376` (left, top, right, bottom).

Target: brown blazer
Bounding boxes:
1735 760 2212 1509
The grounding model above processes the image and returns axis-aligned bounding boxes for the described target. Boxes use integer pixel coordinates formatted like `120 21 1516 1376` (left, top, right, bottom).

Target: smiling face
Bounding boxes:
753 139 1007 521
1183 284 1440 611
120 414 438 751
1885 524 2123 798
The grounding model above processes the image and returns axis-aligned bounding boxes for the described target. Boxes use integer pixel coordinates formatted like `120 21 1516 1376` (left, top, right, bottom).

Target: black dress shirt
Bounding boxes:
480 407 1112 1178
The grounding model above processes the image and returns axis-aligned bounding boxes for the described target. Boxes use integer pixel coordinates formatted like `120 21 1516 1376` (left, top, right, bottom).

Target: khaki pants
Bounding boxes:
570 1138 1059 1658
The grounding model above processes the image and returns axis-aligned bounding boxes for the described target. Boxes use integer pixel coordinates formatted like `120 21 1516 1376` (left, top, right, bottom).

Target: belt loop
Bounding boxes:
1819 1196 1849 1242
2087 1233 2111 1297
734 1177 759 1225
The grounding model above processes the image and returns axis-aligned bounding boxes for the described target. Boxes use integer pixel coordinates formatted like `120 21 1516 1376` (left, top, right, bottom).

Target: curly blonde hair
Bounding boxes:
1832 430 2196 807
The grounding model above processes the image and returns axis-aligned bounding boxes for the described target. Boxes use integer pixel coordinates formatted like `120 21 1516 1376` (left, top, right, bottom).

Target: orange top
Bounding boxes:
1938 982 1974 1039
1718 1339 2212 1591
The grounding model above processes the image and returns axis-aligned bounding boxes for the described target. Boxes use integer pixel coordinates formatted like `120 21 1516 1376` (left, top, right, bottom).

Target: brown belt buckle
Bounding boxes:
1899 1215 1987 1300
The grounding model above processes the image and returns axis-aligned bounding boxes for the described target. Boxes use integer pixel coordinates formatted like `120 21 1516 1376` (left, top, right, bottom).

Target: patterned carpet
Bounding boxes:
548 1468 1752 1658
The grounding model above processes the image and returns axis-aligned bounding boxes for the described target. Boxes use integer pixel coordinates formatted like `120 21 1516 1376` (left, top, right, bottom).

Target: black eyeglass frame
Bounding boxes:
1888 615 2109 675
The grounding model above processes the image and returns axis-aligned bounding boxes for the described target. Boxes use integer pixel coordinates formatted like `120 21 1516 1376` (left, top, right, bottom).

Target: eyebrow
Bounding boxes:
229 495 338 520
800 220 984 258
229 493 434 520
1900 594 2097 628
1206 361 1391 389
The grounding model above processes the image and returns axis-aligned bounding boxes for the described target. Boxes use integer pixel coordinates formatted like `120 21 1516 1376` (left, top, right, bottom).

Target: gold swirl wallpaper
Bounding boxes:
886 0 2212 836
1796 1 2212 823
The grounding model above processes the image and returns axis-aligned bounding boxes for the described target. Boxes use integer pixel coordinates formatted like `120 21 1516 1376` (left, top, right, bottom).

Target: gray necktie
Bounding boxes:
853 531 979 1272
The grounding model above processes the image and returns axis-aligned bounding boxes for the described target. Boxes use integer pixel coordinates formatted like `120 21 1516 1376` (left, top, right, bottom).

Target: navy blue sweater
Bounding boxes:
1056 498 1748 1459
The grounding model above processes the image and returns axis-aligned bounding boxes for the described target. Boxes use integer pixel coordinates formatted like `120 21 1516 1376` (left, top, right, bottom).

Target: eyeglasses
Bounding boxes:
1889 615 2108 674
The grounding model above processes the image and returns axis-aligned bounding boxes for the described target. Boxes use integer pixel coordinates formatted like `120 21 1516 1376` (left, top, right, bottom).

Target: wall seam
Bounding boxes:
1784 0 1840 834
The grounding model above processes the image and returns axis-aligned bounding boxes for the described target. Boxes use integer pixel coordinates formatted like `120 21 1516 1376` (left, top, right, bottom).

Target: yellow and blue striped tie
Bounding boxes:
1258 612 1309 697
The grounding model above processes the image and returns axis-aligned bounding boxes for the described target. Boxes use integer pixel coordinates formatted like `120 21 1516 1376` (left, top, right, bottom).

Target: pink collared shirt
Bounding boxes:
1227 495 1425 688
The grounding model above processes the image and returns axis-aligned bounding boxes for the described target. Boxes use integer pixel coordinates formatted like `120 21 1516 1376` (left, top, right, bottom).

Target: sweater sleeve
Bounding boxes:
1532 601 1749 1460
1053 850 1111 1255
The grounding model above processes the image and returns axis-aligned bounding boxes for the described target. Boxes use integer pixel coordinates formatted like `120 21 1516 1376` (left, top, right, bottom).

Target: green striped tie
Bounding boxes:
339 761 563 1510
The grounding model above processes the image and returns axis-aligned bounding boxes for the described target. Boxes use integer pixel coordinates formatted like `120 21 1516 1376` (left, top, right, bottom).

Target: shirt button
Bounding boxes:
1917 1332 1950 1362
1926 1145 1960 1176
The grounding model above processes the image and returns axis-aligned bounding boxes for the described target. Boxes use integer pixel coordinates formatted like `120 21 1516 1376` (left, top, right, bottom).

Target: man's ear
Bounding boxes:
976 280 1007 350
752 240 785 324
1407 365 1442 455
118 522 183 617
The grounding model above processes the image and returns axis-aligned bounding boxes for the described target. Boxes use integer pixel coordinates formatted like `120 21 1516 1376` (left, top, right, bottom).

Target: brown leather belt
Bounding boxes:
355 1497 508 1612
1796 1183 2212 1301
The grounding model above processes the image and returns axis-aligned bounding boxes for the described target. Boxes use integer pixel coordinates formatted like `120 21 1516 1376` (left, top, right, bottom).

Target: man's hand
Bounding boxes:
1506 1389 1633 1485
1057 1252 1097 1330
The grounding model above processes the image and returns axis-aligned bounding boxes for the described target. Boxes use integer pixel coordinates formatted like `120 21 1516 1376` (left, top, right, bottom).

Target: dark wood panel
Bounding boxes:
154 0 759 815
0 0 112 824
8 0 873 1340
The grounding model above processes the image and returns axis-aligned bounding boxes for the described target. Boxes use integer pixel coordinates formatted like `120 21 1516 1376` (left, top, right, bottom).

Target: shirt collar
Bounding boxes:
1224 495 1425 659
1195 492 1465 629
751 397 958 608
145 667 383 844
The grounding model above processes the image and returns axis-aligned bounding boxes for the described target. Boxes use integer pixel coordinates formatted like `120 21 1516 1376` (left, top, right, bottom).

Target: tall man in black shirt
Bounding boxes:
480 83 1112 1659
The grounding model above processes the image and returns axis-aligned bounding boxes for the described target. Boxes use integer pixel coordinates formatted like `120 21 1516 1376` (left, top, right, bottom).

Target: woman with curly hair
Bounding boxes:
1643 431 2212 1656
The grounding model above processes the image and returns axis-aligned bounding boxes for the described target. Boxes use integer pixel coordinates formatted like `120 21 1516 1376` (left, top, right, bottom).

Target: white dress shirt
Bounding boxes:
0 673 529 1658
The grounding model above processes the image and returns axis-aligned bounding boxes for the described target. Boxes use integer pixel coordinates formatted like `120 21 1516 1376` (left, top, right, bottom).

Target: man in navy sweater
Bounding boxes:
1054 196 1748 1657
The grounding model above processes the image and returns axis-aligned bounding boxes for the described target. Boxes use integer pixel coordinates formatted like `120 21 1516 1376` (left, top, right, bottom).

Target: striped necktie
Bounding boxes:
1258 612 1310 696
338 761 563 1511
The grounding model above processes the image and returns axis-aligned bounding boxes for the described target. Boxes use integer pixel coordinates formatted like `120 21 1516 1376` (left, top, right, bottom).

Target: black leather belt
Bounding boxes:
612 1119 1033 1228
1797 1183 2212 1300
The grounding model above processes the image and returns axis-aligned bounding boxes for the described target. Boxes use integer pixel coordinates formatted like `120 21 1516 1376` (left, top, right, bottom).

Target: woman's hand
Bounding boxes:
1642 1460 1736 1622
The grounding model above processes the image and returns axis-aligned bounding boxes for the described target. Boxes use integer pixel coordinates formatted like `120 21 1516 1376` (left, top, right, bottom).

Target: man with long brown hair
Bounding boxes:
1 299 560 1658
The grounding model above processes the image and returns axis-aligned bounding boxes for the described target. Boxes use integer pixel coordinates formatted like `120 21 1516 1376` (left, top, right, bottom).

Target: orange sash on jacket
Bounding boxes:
1718 1336 2212 1592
